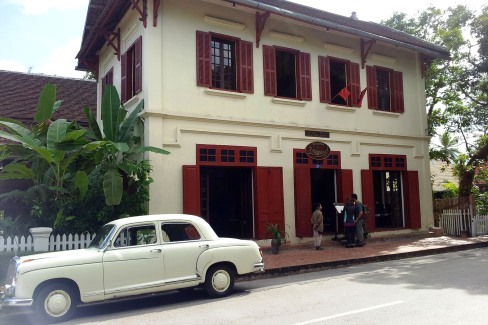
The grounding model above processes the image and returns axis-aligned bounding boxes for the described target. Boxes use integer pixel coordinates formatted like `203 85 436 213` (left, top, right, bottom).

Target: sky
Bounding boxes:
0 0 486 79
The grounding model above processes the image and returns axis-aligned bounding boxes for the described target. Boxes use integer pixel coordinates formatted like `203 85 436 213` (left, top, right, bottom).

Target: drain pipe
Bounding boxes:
227 0 449 59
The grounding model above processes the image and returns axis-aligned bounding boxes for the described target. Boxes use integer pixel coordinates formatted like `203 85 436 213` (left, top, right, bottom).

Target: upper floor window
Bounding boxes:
121 36 142 103
263 45 311 101
196 31 253 93
366 65 404 113
318 56 360 107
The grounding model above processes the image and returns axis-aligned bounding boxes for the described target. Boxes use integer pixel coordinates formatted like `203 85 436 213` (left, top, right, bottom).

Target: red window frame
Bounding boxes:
121 36 142 103
196 144 257 166
368 154 407 171
293 149 341 169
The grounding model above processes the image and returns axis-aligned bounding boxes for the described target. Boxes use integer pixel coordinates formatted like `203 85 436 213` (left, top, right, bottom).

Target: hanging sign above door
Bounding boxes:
305 142 331 160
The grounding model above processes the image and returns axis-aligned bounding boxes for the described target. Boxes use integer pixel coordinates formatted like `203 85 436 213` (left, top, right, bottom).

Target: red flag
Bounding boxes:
337 86 350 101
357 87 367 106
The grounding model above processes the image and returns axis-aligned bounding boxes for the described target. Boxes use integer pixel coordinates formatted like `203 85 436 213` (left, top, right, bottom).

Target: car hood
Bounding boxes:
17 248 103 274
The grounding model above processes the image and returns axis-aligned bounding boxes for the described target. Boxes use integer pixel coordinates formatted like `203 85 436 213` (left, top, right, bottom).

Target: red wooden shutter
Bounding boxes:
239 40 254 94
182 165 200 216
196 31 211 87
121 52 128 103
263 45 277 96
361 169 376 232
403 171 421 229
255 167 285 239
350 62 360 107
299 52 312 101
392 71 404 113
318 56 330 103
133 36 142 95
336 169 353 203
366 66 377 109
294 168 312 237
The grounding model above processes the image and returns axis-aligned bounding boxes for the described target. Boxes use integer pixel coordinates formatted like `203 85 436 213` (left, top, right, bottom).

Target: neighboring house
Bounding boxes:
430 160 459 198
0 70 97 127
76 0 449 243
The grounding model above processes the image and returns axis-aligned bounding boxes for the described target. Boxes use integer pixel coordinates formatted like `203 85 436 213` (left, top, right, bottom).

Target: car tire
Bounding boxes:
33 282 79 323
204 264 235 298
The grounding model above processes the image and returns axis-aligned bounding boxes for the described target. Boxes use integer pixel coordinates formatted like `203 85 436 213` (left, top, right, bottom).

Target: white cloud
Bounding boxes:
8 0 88 15
0 60 28 73
37 37 86 78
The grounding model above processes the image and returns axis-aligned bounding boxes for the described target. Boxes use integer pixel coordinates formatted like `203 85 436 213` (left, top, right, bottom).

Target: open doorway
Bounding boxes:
310 169 336 234
200 166 253 238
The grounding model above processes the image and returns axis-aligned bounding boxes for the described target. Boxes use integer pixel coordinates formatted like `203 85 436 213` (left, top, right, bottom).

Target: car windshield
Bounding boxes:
89 224 116 249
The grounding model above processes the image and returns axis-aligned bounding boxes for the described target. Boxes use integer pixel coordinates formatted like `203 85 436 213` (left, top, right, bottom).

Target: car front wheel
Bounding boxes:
204 264 235 298
34 282 78 323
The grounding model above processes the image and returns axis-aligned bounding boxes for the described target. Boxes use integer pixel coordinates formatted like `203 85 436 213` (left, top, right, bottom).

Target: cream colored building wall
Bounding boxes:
96 0 434 241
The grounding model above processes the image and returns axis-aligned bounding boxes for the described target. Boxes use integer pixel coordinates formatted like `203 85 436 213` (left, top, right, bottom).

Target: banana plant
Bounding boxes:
83 85 169 206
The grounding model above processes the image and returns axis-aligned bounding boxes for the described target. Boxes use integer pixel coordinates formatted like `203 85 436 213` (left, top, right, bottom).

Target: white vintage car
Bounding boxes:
0 214 264 323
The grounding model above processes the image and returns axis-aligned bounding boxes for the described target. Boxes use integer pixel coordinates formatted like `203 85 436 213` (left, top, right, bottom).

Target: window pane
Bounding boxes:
276 49 297 98
330 60 348 105
211 37 236 90
376 69 391 111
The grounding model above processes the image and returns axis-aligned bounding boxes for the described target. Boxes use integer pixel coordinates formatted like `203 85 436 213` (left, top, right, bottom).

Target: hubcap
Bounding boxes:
212 270 230 292
45 290 71 317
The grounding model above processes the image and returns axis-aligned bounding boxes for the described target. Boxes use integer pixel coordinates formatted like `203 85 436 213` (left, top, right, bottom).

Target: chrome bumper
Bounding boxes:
253 262 265 272
0 286 33 310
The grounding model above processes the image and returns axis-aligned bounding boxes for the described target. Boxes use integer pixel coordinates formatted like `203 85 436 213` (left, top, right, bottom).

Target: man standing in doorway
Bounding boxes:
311 202 324 250
352 194 365 247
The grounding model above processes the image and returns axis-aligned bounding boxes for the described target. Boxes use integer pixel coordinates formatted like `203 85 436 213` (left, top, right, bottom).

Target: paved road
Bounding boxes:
2 248 488 324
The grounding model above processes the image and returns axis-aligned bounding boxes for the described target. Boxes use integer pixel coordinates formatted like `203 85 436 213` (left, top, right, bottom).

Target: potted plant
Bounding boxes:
265 222 290 254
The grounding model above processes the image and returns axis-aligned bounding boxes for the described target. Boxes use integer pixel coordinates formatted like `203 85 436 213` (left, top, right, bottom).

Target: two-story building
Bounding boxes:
76 0 449 244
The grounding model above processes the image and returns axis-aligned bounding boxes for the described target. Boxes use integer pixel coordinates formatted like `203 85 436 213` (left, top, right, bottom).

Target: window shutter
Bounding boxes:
294 168 312 237
263 45 277 96
366 65 377 109
299 52 312 101
121 52 128 103
134 36 143 95
350 62 360 107
255 167 284 239
403 171 421 229
392 71 404 113
361 169 376 232
318 56 330 103
336 169 353 203
196 31 211 87
239 40 254 93
183 165 201 216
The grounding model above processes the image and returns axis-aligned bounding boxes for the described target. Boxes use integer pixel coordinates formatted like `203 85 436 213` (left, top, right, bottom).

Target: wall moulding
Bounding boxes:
269 31 304 43
204 16 246 31
323 42 354 54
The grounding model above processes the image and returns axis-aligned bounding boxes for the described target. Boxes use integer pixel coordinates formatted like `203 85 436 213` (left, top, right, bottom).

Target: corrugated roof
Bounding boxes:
430 160 458 192
0 70 97 126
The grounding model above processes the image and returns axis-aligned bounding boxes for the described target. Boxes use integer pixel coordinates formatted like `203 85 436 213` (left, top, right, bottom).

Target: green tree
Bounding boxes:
0 84 169 234
383 5 488 198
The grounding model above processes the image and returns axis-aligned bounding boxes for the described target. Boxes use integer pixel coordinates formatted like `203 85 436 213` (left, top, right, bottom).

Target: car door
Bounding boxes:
102 223 164 298
160 222 209 283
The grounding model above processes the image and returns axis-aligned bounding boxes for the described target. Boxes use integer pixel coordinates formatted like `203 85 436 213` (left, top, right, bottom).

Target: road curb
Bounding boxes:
238 241 488 281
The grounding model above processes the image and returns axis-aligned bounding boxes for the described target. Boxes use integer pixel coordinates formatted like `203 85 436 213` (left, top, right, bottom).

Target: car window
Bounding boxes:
113 224 157 247
161 222 201 242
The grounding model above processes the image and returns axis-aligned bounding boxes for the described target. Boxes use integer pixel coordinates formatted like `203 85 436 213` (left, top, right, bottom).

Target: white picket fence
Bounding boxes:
0 232 96 253
440 208 488 237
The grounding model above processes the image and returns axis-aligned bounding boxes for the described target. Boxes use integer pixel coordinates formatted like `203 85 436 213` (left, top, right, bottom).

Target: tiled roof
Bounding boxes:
76 0 449 71
0 70 97 126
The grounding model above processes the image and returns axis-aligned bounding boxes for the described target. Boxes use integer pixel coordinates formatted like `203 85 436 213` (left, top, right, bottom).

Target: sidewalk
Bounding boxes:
243 234 488 280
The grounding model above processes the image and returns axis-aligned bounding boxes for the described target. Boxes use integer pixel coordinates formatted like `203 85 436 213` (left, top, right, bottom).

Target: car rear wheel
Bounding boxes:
34 282 78 323
204 264 235 298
